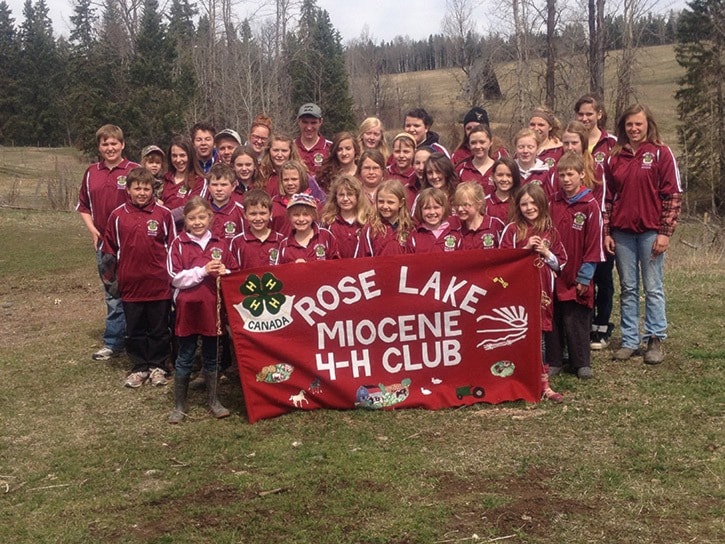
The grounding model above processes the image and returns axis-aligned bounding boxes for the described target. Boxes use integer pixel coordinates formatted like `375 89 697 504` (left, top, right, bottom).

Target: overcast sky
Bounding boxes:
4 0 451 42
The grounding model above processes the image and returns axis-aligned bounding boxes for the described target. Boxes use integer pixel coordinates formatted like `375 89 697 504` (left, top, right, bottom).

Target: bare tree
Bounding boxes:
442 0 502 106
612 0 662 119
588 0 605 96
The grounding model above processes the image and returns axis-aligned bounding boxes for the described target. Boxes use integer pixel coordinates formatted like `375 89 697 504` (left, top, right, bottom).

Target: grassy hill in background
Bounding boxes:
384 44 682 151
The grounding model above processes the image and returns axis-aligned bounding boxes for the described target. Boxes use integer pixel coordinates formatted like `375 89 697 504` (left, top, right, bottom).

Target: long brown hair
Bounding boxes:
166 135 204 191
612 103 662 156
259 133 300 180
370 179 414 242
511 184 554 243
317 132 360 193
320 174 372 226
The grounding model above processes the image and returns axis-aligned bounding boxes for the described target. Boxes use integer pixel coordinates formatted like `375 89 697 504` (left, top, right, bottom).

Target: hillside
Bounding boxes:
383 44 683 151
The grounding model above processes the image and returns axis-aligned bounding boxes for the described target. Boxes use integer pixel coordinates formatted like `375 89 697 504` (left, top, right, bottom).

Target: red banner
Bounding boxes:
221 250 543 423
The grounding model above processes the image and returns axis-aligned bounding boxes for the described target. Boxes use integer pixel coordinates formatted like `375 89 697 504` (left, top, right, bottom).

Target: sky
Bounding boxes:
4 0 450 43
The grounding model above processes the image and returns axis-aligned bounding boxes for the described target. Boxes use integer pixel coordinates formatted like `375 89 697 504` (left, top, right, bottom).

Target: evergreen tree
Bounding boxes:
0 2 20 143
124 0 186 154
675 0 725 215
287 0 355 133
65 0 103 149
69 0 95 51
14 0 65 145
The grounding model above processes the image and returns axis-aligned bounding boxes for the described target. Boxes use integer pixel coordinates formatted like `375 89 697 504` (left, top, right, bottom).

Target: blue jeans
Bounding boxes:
612 230 667 349
96 249 125 351
175 335 220 378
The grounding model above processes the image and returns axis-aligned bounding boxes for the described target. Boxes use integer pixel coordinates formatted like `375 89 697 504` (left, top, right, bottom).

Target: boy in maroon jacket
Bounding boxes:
294 103 331 176
548 153 604 379
76 124 139 361
230 189 284 269
207 163 245 241
102 168 177 388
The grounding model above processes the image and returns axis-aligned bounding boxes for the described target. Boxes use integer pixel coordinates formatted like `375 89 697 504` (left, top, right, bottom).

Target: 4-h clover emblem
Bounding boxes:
239 272 286 317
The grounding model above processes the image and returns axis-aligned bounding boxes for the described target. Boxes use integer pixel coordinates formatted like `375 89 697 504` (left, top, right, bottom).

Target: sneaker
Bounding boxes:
149 367 169 386
643 336 664 365
124 371 149 388
548 365 563 378
577 366 594 380
590 332 608 351
542 387 564 403
92 346 123 361
613 347 637 361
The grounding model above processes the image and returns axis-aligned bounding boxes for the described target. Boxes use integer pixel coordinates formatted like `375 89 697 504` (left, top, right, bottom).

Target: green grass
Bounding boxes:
0 208 723 543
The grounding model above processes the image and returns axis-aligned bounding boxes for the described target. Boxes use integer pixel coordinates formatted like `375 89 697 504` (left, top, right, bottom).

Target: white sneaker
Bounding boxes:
92 346 123 361
149 368 169 387
124 371 149 388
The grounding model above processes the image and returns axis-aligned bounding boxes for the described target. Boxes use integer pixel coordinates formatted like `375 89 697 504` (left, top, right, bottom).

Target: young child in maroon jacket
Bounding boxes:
486 157 521 224
101 167 176 388
278 193 340 264
547 153 604 380
230 189 284 269
500 184 567 402
406 187 462 253
167 197 236 423
320 175 372 259
207 162 245 241
453 182 504 250
356 179 414 257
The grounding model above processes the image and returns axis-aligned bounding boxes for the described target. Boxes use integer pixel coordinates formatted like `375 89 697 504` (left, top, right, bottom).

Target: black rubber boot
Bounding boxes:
206 372 230 419
168 375 190 424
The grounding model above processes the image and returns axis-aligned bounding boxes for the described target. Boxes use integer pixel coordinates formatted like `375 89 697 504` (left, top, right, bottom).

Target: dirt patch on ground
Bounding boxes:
430 466 594 539
94 483 246 542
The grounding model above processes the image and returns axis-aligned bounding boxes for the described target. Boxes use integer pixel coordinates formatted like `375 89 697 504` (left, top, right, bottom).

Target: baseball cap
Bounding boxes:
286 193 318 209
215 128 242 145
463 107 490 126
297 103 322 119
141 145 165 159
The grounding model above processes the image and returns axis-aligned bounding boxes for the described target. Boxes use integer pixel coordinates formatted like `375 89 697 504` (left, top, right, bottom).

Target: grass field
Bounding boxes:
0 208 722 543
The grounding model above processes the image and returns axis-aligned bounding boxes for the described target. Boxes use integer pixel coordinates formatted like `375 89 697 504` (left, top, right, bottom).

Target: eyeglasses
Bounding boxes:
250 134 268 142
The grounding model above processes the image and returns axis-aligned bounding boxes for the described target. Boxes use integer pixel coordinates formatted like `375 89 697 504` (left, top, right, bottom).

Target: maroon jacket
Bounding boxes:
458 215 505 251
167 231 236 337
500 223 567 331
457 159 495 195
76 159 139 237
357 223 408 257
604 142 682 236
550 188 604 307
103 201 176 302
406 221 462 254
326 215 364 259
295 136 332 177
278 224 340 264
230 229 284 270
485 192 512 225
210 200 246 241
